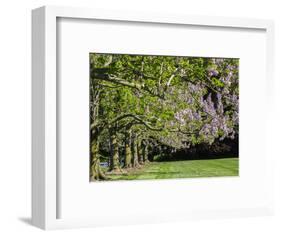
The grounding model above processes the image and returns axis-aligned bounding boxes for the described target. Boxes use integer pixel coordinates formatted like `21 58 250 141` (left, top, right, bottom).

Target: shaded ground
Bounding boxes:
106 157 239 181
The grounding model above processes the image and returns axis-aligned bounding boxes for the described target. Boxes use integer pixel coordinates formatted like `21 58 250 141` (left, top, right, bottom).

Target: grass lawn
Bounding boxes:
106 157 239 181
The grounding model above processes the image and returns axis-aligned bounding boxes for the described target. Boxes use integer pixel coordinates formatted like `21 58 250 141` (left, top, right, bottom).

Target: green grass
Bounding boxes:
107 157 239 181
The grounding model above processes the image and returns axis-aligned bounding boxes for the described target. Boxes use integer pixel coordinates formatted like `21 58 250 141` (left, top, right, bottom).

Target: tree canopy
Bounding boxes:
89 53 239 181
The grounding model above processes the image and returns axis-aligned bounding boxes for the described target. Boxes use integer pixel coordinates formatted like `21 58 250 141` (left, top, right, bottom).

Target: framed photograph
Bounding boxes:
32 6 274 230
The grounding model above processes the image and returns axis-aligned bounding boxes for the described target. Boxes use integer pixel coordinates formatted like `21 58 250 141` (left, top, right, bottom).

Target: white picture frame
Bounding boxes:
32 5 274 230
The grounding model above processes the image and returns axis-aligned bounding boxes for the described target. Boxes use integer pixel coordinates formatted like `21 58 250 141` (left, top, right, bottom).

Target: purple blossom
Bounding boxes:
208 68 219 77
188 83 202 93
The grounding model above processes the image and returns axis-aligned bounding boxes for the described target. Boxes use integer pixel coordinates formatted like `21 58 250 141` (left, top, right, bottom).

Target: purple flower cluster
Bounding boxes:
201 94 216 116
208 68 219 77
168 58 238 145
197 91 236 143
174 108 200 125
188 83 202 93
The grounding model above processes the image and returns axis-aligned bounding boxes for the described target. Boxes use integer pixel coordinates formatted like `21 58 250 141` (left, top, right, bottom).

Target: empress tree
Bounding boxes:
129 56 239 151
170 57 239 146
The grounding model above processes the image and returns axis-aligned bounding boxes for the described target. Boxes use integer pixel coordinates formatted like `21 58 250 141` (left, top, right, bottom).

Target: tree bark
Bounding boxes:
138 139 144 165
142 140 149 163
109 129 121 172
90 137 107 181
124 128 132 168
131 134 140 168
90 78 108 181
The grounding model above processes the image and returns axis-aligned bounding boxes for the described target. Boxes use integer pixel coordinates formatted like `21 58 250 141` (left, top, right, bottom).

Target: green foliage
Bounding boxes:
90 53 239 172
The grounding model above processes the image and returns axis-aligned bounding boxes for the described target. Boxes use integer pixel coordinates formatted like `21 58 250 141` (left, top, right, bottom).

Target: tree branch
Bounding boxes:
92 69 166 99
165 67 179 88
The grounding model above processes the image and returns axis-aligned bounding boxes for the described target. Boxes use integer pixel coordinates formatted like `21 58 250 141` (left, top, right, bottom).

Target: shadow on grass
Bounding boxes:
155 155 239 162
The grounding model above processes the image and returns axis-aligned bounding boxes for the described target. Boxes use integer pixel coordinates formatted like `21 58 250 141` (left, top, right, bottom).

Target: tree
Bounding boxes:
90 53 239 181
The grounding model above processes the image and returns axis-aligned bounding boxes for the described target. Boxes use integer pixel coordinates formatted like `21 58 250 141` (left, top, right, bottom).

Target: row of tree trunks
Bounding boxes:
90 129 150 180
130 134 150 168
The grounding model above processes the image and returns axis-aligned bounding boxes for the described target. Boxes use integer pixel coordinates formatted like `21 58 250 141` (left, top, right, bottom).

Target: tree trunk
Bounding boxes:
142 140 149 163
131 134 140 168
109 129 121 172
138 139 144 165
124 128 132 168
90 137 107 181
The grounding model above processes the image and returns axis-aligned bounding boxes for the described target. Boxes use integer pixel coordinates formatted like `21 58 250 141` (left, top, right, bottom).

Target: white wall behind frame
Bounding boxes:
0 0 280 235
